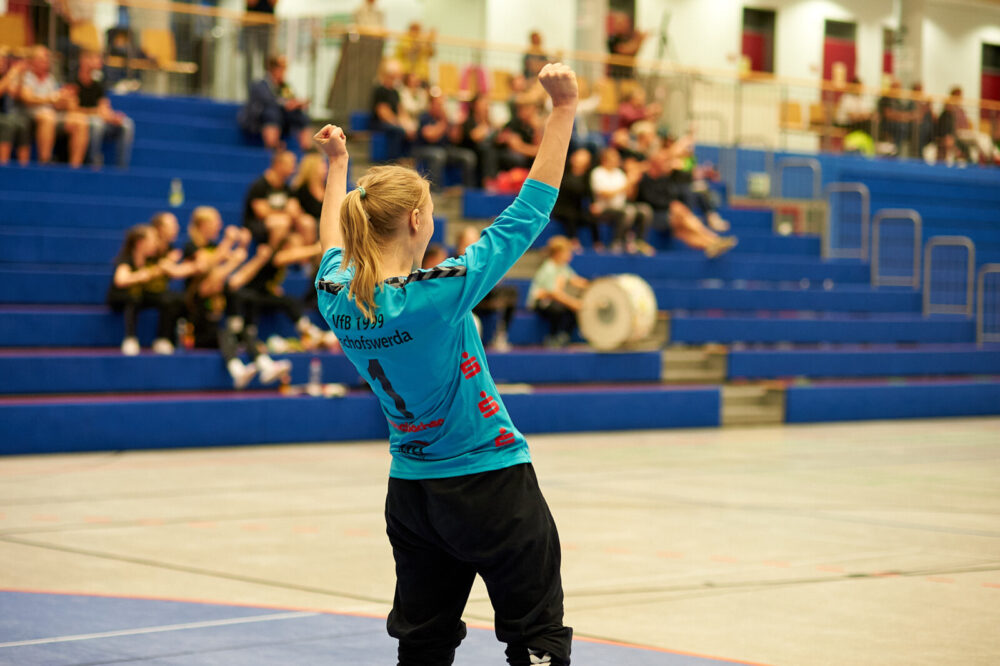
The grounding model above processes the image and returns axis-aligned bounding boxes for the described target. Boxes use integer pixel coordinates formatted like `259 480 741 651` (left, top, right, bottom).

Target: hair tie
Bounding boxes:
357 186 366 199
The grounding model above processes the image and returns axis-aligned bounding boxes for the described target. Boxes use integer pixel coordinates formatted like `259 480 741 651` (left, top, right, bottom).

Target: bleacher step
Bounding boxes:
661 346 727 383
721 383 786 426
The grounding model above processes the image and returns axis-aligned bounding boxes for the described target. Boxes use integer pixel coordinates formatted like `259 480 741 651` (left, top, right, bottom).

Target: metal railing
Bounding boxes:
923 236 975 317
776 157 822 200
976 264 1000 346
871 209 922 289
823 183 870 261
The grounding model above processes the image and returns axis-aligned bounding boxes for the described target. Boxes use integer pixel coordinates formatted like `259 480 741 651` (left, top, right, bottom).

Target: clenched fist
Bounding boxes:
538 63 578 109
313 124 348 161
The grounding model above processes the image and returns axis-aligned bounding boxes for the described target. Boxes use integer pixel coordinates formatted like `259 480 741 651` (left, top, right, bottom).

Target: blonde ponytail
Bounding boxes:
338 165 429 320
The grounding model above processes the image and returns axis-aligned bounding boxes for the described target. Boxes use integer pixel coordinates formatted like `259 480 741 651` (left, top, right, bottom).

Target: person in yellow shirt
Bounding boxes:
394 22 436 83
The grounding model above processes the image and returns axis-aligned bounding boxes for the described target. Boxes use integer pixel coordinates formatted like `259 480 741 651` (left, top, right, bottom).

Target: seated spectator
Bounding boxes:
496 101 540 171
589 148 651 254
877 78 915 157
243 150 312 244
107 224 185 356
527 236 590 348
635 149 737 258
617 87 661 130
937 86 995 165
666 132 729 233
834 77 874 140
522 31 549 80
457 94 499 185
239 54 312 152
18 45 89 167
455 225 518 351
103 27 145 92
911 83 937 158
412 92 478 188
552 148 598 251
291 151 326 241
237 211 325 357
0 50 30 166
394 21 436 83
371 58 416 161
74 50 134 167
399 72 429 119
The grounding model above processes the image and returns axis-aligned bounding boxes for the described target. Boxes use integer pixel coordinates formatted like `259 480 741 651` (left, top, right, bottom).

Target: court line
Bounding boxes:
0 610 318 648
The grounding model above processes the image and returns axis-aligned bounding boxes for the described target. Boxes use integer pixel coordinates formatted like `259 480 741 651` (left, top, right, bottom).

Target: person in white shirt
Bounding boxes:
834 77 873 136
589 147 650 254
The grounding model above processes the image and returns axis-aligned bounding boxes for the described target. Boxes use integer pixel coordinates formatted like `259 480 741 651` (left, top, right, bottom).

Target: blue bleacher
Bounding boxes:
2 93 999 455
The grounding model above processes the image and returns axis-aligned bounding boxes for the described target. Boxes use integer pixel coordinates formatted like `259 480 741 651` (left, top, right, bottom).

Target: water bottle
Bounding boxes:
307 357 322 396
169 178 184 208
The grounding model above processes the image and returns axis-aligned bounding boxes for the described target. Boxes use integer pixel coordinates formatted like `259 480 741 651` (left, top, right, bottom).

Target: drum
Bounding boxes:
578 274 658 351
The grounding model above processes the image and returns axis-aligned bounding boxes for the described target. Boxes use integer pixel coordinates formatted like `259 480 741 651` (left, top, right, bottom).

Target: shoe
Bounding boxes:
705 236 738 259
121 337 140 356
257 355 292 385
228 359 258 390
152 338 174 355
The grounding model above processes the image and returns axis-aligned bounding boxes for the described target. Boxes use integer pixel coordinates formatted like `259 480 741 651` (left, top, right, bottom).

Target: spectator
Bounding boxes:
911 83 937 158
589 147 651 254
458 94 499 185
371 58 416 161
878 78 916 157
394 21 436 83
398 72 429 120
182 208 262 388
237 211 325 355
607 11 646 80
107 224 185 356
636 149 737 258
242 150 311 244
0 50 30 166
551 148 598 251
666 132 729 233
523 31 549 80
617 87 661 130
239 54 312 152
244 0 278 86
834 77 874 138
496 101 540 171
74 50 134 168
413 92 478 188
18 45 89 167
937 86 996 164
527 235 589 347
291 151 326 235
455 225 519 351
352 0 385 30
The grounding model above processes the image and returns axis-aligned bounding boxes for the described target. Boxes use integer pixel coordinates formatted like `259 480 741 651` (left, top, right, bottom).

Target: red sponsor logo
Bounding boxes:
478 391 500 418
494 428 516 447
460 352 481 379
388 418 444 433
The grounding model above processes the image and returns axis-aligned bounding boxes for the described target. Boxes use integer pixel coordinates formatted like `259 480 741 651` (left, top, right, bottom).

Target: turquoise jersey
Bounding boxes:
316 179 558 480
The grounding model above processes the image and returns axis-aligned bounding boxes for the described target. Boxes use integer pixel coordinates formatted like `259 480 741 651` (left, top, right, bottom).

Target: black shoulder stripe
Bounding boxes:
317 280 346 295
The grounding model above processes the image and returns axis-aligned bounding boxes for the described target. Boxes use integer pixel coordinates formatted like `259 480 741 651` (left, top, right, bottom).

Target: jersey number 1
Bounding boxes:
367 359 414 420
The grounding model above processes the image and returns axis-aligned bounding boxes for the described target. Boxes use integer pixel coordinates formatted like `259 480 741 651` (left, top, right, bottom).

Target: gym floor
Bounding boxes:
1 417 998 665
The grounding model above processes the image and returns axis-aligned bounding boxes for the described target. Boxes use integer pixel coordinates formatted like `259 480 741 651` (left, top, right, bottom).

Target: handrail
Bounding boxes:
923 236 975 318
824 183 870 261
71 0 277 25
976 264 1000 346
326 24 1000 114
776 158 821 199
871 209 922 289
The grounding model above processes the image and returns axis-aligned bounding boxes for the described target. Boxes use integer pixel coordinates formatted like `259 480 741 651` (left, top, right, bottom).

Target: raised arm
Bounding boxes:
312 125 349 253
526 63 579 189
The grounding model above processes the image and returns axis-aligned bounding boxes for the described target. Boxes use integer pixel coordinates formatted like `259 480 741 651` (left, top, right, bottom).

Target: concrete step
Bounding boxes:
721 382 786 426
662 345 727 383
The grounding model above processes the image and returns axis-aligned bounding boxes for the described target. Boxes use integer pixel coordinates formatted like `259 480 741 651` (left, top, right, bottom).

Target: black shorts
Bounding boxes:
385 462 572 665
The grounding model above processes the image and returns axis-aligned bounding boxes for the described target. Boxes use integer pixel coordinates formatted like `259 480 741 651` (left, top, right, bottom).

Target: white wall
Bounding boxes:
483 0 577 71
923 1 1000 99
